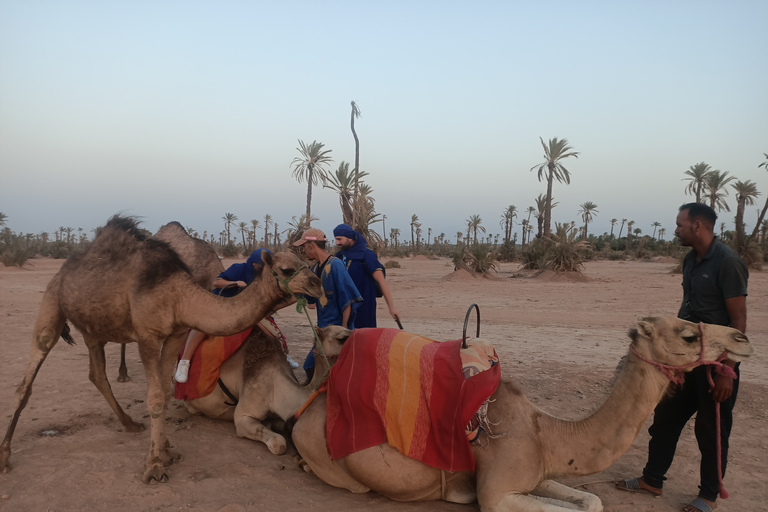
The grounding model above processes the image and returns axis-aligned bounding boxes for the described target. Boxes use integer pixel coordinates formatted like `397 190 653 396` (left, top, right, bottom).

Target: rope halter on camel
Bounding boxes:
629 321 737 499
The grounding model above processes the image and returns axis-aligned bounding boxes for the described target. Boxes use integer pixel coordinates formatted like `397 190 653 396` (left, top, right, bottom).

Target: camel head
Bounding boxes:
314 325 351 362
262 251 322 299
630 316 753 370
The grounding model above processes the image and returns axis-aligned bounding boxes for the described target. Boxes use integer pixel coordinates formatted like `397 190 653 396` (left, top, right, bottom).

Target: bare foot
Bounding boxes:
614 476 663 496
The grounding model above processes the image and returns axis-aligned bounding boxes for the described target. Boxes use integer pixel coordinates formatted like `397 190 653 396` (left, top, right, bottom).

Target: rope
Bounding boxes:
630 322 735 499
271 265 330 392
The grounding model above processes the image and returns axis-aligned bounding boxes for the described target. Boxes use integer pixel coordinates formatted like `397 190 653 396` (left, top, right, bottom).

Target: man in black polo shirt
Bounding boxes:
617 203 748 512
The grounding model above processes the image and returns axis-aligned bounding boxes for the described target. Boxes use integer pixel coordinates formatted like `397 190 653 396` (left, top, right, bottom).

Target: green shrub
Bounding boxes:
384 260 401 269
0 248 31 267
222 242 239 257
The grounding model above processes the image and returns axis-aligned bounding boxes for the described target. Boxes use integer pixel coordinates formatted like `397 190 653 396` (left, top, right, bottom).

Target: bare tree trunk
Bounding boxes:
351 102 361 230
305 165 314 224
544 166 555 237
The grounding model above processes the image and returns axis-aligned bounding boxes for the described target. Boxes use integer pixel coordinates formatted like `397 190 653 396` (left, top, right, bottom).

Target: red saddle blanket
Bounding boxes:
173 328 252 401
325 328 501 472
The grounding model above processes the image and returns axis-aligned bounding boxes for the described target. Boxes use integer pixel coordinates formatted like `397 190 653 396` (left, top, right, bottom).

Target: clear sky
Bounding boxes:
2 1 767 243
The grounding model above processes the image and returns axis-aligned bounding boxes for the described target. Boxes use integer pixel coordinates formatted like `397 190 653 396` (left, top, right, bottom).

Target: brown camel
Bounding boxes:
184 324 349 455
117 221 224 382
291 317 753 511
0 215 322 483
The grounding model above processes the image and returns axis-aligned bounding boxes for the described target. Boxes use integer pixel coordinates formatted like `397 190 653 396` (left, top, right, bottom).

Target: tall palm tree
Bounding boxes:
0 212 7 227
350 101 362 228
324 161 370 226
609 218 618 237
291 140 333 223
263 214 273 249
250 220 260 250
682 162 713 203
467 215 485 245
658 228 666 241
651 221 661 239
427 227 432 245
732 180 759 250
237 221 248 248
410 214 419 254
390 227 400 249
749 153 768 242
499 205 517 244
222 213 238 243
455 231 462 246
617 218 627 239
626 220 635 246
578 202 598 240
704 170 735 212
273 223 280 249
530 137 579 237
520 219 529 247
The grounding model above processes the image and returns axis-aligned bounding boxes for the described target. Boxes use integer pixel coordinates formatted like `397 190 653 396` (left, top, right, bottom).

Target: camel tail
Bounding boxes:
61 323 76 346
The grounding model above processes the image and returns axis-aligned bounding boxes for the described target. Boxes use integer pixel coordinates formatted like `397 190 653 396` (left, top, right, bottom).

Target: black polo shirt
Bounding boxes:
678 238 748 326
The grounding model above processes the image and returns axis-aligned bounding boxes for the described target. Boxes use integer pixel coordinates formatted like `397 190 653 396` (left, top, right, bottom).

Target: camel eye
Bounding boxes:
682 335 698 344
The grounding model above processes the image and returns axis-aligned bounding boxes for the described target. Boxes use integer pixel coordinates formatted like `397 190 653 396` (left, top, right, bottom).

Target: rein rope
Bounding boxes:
271 265 330 392
629 322 735 499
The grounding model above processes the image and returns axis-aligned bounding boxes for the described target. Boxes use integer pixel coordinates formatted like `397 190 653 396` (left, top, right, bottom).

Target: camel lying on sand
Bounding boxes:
291 317 753 512
0 216 322 483
117 221 224 382
184 325 350 455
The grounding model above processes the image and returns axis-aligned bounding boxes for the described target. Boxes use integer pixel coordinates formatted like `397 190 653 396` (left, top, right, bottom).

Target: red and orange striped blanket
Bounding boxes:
173 328 252 401
325 328 501 472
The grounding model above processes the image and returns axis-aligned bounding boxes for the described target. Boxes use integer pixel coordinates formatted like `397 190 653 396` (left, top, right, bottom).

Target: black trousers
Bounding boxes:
642 364 740 502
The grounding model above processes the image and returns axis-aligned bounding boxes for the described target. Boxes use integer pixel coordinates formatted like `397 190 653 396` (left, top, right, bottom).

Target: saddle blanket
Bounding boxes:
326 328 501 472
173 328 252 401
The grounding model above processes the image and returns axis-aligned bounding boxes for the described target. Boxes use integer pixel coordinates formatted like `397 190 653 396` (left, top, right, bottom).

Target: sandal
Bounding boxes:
683 496 715 512
615 477 663 496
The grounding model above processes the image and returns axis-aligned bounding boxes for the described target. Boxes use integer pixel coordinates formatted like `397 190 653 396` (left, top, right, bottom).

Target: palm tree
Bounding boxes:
609 218 618 237
732 180 759 250
520 219 529 247
263 214 273 249
578 201 598 240
222 213 238 243
658 228 666 241
651 221 661 240
626 220 635 246
467 215 485 245
0 212 7 227
499 205 517 244
617 218 627 239
324 161 370 226
237 222 248 248
704 170 735 212
530 137 579 237
682 162 713 203
250 220 260 249
748 153 768 242
410 214 419 254
291 140 333 223
427 227 432 246
390 228 400 249
350 101 362 228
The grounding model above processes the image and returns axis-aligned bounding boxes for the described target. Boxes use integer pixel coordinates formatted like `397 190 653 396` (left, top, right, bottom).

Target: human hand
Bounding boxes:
236 280 247 288
710 373 734 402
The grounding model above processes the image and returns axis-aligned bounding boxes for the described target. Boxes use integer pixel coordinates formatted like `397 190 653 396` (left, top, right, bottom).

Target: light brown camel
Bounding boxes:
184 324 350 455
117 221 224 382
291 317 753 512
0 215 322 483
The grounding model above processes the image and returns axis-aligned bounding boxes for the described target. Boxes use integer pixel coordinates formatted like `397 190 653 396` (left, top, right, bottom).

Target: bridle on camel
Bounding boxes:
270 264 331 391
629 321 736 500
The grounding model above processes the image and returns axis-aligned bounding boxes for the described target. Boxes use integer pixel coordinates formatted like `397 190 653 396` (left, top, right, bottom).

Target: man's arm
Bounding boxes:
341 305 351 329
372 270 400 322
711 294 747 402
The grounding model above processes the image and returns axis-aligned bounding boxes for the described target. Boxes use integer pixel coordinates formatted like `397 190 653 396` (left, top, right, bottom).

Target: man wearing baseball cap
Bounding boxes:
294 228 361 379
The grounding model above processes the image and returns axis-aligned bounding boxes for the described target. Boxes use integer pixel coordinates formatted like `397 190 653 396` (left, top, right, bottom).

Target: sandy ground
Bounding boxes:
0 256 766 512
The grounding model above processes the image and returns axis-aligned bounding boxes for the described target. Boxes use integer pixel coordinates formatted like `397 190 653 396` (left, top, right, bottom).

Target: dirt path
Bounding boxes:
1 257 765 512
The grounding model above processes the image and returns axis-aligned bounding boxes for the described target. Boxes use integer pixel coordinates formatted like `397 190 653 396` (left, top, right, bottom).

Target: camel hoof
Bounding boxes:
293 455 314 475
267 438 287 456
123 421 145 433
142 465 170 484
117 373 131 383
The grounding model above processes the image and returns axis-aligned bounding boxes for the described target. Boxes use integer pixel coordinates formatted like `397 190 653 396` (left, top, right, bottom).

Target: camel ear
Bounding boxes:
262 251 273 267
635 316 655 338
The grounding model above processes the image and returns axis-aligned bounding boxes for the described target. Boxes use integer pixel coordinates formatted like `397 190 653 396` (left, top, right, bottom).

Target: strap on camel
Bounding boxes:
217 378 239 407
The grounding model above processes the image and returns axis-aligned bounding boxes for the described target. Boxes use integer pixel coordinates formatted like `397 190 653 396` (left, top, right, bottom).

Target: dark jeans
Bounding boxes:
642 364 740 502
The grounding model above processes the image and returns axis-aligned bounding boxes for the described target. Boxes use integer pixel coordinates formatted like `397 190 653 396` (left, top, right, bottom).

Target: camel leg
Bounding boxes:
117 344 130 382
234 413 287 455
82 335 144 432
480 481 602 512
137 333 186 483
1 280 66 473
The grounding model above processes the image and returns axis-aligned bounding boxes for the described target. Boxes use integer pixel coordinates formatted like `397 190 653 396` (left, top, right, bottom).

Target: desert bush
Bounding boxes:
384 260 401 269
222 242 239 258
496 241 517 262
466 244 498 275
608 250 626 261
520 239 549 270
0 247 31 267
546 223 589 272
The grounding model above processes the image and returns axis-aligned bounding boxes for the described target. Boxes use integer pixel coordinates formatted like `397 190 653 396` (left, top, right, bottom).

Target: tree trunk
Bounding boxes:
305 165 314 224
544 165 555 237
351 105 360 230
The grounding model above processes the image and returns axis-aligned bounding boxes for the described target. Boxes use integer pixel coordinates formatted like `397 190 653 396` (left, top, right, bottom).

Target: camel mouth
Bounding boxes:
725 348 753 363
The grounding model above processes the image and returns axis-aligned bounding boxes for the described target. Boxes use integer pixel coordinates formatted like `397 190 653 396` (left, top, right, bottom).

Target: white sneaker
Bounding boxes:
286 355 299 369
175 360 191 383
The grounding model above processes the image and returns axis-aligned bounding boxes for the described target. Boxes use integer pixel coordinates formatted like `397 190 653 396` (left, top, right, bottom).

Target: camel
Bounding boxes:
117 221 224 382
0 215 322 483
183 324 350 455
291 317 753 512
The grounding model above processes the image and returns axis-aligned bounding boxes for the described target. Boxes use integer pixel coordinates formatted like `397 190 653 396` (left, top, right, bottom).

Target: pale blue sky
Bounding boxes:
2 1 767 243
